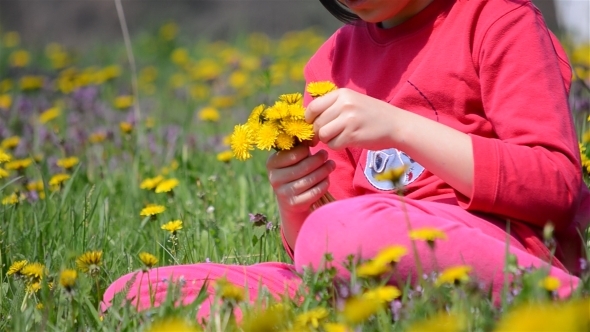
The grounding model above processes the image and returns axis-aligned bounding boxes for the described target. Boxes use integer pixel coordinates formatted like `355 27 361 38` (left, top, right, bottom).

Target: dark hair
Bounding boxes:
319 0 360 24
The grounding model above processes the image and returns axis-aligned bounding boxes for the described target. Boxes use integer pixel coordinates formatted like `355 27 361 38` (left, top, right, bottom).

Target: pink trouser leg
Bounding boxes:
101 262 300 321
294 194 579 299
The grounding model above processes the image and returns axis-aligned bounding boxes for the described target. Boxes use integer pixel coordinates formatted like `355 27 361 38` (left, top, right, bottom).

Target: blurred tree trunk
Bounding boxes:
532 0 560 33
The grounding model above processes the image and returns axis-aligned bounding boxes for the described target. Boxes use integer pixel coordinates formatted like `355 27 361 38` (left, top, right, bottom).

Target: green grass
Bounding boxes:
0 24 589 331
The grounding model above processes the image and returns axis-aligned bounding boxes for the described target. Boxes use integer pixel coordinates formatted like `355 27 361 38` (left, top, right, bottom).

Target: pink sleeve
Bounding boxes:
459 4 583 230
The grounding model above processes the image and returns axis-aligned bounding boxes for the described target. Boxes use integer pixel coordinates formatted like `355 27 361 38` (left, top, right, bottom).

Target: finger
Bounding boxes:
266 144 309 169
268 149 329 188
302 135 319 147
312 103 340 136
278 159 335 197
283 177 331 210
317 116 346 146
305 90 339 124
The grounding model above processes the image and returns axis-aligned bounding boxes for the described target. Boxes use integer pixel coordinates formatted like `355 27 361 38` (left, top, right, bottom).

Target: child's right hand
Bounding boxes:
266 144 336 214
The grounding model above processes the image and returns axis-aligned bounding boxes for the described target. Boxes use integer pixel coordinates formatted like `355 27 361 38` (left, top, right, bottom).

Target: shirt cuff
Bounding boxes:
456 134 499 213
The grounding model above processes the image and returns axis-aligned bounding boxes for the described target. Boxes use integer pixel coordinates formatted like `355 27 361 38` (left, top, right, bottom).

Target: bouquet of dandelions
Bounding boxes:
230 81 338 209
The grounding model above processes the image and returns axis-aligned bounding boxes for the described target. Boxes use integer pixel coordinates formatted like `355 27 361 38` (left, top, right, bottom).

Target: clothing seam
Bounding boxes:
406 80 440 122
476 2 529 68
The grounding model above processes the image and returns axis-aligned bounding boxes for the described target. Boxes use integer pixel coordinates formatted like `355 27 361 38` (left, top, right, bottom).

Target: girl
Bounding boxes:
102 0 590 319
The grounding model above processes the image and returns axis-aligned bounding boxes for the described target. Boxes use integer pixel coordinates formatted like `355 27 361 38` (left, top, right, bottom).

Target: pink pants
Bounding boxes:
101 194 579 318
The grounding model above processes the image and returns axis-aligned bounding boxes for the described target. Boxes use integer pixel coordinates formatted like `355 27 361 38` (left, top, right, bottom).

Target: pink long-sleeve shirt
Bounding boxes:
303 0 590 272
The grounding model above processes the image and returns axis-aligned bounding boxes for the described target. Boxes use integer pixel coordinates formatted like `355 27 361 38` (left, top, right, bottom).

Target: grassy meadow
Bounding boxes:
0 21 590 331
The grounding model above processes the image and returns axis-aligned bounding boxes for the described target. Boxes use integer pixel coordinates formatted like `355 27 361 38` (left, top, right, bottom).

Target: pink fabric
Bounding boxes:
294 194 579 299
102 195 579 318
101 262 300 321
304 0 590 272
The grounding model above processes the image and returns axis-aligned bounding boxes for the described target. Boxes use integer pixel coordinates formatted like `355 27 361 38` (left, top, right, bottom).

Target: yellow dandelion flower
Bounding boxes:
198 106 220 122
140 175 164 190
0 168 9 179
323 323 351 332
373 245 408 266
171 48 189 66
264 102 290 121
2 193 20 205
146 317 201 332
114 95 133 109
155 178 179 193
119 121 133 134
39 107 61 124
374 165 408 184
19 75 44 91
56 156 79 170
407 312 466 332
275 132 295 150
357 260 391 278
307 81 338 98
210 95 236 108
229 70 248 89
26 180 44 192
49 173 70 187
101 65 121 81
140 204 166 217
0 94 12 109
495 299 590 332
36 303 44 310
88 131 107 144
281 119 314 141
161 220 183 233
59 269 77 290
6 260 28 277
256 122 280 151
76 251 103 276
341 296 381 325
279 92 303 105
4 31 20 48
9 50 30 67
0 150 12 163
216 150 233 163
295 307 329 329
230 124 254 161
409 227 447 243
539 276 561 292
246 104 267 126
363 285 401 304
4 158 32 171
1 136 20 150
241 305 289 332
21 262 45 281
216 277 245 302
435 265 472 287
159 22 179 41
287 103 306 120
26 281 42 294
139 252 158 269
0 79 13 93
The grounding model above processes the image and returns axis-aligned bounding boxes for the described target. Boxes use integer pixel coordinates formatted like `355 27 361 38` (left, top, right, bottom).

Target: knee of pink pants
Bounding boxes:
293 195 580 300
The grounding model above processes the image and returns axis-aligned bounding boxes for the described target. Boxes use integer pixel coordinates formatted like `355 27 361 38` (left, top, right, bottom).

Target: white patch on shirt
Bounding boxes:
364 148 425 190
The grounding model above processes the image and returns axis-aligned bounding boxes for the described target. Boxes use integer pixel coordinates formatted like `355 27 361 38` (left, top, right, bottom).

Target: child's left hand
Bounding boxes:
305 88 400 150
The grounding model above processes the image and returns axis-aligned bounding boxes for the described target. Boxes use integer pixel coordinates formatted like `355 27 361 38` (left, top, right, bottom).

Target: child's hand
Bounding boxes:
305 88 399 150
266 144 335 213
